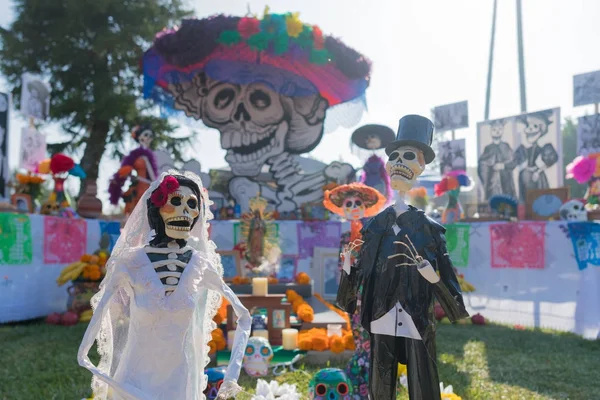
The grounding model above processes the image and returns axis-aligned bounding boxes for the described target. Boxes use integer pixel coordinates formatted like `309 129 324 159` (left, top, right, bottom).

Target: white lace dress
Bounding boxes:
78 246 251 400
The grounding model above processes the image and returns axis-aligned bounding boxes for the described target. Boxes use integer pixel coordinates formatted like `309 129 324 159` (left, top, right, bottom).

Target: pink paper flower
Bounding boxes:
238 17 260 39
150 187 168 208
566 156 596 184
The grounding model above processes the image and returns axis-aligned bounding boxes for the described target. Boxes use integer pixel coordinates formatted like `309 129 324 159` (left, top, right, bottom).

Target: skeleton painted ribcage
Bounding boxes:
145 244 193 295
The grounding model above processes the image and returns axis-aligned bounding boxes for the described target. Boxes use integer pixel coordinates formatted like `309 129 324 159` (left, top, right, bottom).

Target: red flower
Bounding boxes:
50 153 75 174
313 26 324 49
162 176 179 192
238 17 261 39
150 187 168 208
434 179 448 197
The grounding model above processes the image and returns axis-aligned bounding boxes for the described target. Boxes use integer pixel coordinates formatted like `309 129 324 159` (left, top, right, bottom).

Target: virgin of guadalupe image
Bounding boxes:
513 110 559 201
477 119 517 200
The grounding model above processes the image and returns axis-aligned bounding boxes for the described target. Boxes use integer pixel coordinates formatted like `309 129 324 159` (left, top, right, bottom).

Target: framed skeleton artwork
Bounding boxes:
312 247 341 300
217 250 242 282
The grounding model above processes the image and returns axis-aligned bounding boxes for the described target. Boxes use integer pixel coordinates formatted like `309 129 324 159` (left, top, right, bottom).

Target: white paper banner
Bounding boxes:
20 126 46 171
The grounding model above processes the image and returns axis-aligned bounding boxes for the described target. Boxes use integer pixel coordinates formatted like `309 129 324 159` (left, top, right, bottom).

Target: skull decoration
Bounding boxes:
203 367 226 400
343 196 366 221
170 73 328 177
40 200 60 216
243 336 273 377
159 186 200 240
308 368 353 400
523 114 549 145
386 146 426 192
559 200 588 221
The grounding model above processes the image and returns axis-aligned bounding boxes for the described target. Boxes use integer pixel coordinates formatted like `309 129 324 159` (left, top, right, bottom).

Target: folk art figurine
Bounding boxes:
78 171 251 400
337 115 468 400
434 170 471 225
308 368 353 400
323 183 386 398
108 124 158 215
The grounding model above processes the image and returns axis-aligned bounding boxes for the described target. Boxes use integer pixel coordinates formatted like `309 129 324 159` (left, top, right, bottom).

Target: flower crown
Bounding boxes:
217 7 332 64
150 176 180 207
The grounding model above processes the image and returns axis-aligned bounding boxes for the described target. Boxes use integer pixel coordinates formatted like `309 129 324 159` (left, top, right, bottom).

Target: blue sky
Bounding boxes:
1 0 600 208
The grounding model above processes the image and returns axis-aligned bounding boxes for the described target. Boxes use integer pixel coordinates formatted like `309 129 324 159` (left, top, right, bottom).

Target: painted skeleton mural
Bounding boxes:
167 72 352 212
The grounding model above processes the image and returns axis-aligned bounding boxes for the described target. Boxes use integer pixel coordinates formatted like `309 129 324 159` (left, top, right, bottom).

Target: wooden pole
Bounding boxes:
516 0 527 113
484 0 497 120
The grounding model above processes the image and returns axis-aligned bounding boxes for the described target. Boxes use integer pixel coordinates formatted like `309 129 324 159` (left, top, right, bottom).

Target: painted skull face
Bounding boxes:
203 367 226 400
158 186 200 240
137 128 154 148
308 368 353 400
365 134 381 149
243 336 273 377
490 121 505 139
559 199 587 221
386 146 425 192
40 200 60 216
523 116 547 144
343 196 366 221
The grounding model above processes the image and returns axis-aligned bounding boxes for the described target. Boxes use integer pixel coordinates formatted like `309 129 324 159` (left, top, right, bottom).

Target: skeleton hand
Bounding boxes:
415 259 440 284
388 236 440 284
216 379 242 399
340 250 352 274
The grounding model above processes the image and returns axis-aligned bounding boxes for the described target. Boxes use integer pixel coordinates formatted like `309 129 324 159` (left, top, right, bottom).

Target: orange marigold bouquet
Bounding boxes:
56 251 109 286
286 289 314 322
295 272 311 285
208 328 227 353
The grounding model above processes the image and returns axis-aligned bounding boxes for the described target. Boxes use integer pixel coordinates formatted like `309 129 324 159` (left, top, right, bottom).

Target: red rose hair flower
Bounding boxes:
238 17 260 39
150 176 180 207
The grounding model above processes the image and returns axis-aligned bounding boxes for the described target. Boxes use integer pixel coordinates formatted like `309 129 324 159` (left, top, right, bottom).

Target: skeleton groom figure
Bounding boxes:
340 115 468 400
78 172 251 400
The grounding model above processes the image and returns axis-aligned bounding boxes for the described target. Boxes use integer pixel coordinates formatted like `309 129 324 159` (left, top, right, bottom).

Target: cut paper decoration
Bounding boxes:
20 73 51 121
567 222 600 270
297 221 341 259
143 11 371 212
577 114 600 156
433 101 469 132
0 213 32 265
20 126 46 172
489 222 545 269
573 70 600 107
444 224 470 267
0 92 8 199
43 216 87 264
98 221 121 252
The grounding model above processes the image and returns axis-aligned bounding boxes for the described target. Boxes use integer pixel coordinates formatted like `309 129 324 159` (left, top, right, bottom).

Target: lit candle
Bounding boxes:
253 329 269 341
282 328 298 350
227 330 236 351
327 324 343 337
252 277 268 296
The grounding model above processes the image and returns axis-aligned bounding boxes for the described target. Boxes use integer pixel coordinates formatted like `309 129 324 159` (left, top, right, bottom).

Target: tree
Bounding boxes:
0 0 193 193
562 117 586 198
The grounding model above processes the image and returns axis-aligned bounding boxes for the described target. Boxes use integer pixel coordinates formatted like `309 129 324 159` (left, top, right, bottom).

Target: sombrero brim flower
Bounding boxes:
143 12 371 109
323 183 386 218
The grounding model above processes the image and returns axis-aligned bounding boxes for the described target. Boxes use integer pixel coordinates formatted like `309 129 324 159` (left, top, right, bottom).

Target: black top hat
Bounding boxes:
385 115 435 164
351 124 395 150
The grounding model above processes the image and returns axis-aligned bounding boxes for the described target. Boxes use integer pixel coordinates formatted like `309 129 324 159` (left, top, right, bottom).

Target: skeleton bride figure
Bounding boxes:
78 171 251 400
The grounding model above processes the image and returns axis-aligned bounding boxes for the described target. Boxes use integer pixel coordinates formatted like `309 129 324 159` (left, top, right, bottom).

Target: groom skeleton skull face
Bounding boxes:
386 146 426 192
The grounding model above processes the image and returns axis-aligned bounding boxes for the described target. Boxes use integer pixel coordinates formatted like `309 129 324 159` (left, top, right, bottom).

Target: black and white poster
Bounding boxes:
433 100 469 132
577 114 600 156
574 70 600 107
438 138 466 175
20 73 51 121
477 108 562 202
0 92 8 199
20 126 46 172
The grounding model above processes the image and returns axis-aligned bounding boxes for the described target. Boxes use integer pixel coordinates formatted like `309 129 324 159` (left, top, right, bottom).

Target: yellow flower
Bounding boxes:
442 394 462 400
398 363 407 376
263 5 270 18
286 13 303 37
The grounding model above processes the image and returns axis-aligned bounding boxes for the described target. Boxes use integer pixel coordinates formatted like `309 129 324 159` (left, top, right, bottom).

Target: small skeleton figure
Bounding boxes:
78 172 251 400
339 115 468 400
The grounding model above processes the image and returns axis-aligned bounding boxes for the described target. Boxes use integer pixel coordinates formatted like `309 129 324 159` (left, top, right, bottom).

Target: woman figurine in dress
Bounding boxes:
323 183 386 399
108 124 158 215
78 171 251 400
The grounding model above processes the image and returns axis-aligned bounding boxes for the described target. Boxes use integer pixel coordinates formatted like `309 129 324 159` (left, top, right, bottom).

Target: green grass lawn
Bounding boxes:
1 320 599 400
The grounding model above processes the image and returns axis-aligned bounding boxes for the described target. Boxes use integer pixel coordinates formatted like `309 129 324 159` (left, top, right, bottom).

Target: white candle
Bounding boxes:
252 277 268 296
282 328 298 350
253 329 269 341
227 330 236 351
327 324 343 337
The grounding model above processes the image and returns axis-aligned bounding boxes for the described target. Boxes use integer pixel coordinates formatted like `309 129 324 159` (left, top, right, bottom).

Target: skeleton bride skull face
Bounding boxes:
343 196 366 221
148 175 202 244
386 146 426 193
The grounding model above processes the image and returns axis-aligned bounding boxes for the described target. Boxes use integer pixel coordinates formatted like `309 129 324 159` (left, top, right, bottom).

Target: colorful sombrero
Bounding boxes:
324 183 386 218
142 9 371 113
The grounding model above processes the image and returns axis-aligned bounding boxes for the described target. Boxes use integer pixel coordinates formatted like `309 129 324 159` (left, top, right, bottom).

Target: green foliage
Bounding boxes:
0 0 193 181
562 118 586 198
